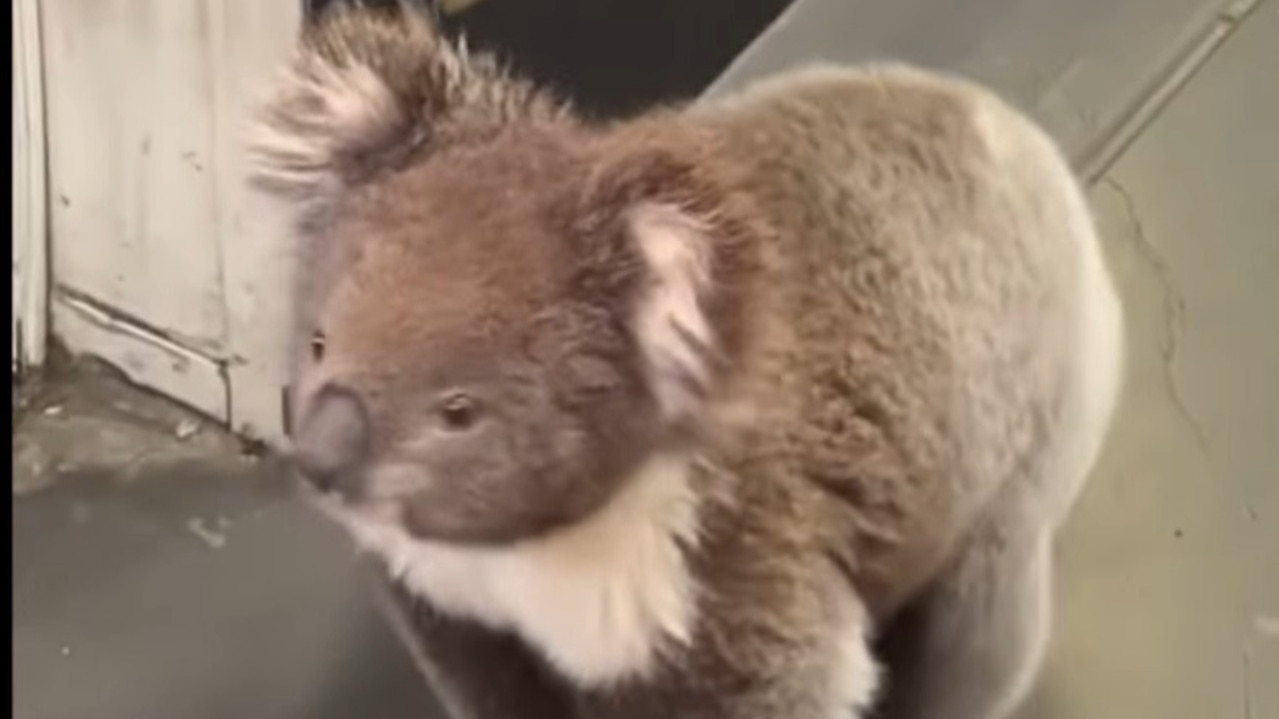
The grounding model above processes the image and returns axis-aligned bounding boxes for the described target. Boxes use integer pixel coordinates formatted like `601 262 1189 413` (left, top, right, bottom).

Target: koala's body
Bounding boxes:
251 7 1124 719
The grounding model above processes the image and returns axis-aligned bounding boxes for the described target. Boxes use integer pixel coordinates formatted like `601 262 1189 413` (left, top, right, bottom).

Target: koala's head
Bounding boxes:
248 7 757 544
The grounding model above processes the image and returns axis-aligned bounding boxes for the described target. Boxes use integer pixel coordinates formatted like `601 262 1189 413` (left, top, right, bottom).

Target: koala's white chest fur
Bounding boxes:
339 453 702 687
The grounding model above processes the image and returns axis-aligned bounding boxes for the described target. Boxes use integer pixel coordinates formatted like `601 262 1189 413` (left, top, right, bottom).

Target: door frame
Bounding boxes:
12 0 49 374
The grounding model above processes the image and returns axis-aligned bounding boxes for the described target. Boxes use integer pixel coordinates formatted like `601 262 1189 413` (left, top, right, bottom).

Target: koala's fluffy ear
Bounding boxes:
247 4 564 204
612 200 713 422
581 143 759 424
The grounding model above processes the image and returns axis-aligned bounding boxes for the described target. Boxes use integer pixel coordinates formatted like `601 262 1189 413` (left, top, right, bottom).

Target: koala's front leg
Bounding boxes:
370 571 577 719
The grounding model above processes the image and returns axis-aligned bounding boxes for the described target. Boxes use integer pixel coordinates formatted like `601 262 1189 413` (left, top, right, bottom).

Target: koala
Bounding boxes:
248 6 1124 719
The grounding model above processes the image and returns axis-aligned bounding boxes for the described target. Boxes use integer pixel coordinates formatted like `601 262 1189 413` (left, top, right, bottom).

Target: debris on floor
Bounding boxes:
12 350 258 497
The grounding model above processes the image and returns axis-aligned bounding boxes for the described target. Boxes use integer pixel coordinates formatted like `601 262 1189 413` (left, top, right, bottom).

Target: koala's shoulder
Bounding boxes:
697 62 1045 172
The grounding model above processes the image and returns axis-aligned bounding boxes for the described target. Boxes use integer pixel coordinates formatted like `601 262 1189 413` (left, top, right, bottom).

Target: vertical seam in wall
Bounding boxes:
202 0 234 427
1080 0 1264 183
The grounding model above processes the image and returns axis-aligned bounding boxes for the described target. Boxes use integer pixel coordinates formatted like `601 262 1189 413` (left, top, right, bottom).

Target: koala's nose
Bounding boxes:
291 383 370 496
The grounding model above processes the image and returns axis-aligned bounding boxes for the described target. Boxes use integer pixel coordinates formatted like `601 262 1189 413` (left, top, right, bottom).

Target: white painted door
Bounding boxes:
39 0 301 441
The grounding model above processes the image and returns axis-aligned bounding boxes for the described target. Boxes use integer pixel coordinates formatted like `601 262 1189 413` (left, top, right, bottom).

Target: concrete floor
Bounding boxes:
1019 2 1279 717
12 1 1278 717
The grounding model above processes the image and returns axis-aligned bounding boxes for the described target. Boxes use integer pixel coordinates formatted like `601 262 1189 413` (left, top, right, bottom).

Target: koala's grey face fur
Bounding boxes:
289 128 667 544
252 7 752 546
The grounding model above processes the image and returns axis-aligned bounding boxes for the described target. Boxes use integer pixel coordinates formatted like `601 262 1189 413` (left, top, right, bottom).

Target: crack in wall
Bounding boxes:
55 285 227 364
1100 177 1211 452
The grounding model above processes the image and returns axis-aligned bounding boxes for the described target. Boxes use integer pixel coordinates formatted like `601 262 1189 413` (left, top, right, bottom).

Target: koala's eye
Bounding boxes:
309 331 326 362
438 393 481 432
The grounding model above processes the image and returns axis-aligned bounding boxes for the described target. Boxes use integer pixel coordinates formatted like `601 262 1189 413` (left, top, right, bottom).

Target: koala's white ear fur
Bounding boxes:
247 8 434 202
248 57 407 199
628 204 716 421
246 7 566 205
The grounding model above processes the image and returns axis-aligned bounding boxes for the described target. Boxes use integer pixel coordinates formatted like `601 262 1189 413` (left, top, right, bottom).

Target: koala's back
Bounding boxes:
689 64 1107 617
